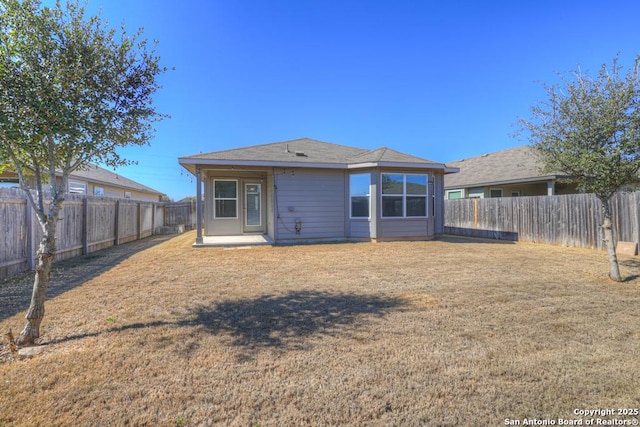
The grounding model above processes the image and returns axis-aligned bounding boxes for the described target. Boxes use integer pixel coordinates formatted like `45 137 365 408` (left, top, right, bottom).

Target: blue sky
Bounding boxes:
45 0 640 200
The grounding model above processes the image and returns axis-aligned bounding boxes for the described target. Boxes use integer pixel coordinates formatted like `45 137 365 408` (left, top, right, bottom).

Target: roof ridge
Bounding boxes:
348 146 387 162
181 137 362 159
374 147 388 162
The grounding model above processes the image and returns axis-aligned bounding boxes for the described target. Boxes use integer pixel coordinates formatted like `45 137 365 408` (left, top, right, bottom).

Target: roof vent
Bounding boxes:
295 151 307 157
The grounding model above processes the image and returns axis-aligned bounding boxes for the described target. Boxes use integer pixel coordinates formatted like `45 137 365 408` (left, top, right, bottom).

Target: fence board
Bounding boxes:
445 192 640 250
0 190 29 277
0 189 195 278
164 202 195 229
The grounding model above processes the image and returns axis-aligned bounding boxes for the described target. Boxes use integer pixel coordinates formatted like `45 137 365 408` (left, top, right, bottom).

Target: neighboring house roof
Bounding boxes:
70 164 164 196
444 145 570 189
179 137 458 173
2 164 163 196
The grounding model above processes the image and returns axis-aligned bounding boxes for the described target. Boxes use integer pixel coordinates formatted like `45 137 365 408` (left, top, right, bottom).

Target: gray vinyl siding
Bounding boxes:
379 218 433 238
349 220 371 238
274 169 347 241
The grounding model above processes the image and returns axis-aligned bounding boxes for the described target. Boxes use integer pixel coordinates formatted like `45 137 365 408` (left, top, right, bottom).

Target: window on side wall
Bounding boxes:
214 179 237 218
350 173 370 218
490 188 503 198
381 173 428 218
447 190 462 200
68 181 87 194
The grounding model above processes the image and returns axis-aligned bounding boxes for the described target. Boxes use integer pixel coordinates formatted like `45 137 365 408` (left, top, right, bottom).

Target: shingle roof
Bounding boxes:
179 137 443 169
71 164 163 195
444 145 569 189
2 164 163 195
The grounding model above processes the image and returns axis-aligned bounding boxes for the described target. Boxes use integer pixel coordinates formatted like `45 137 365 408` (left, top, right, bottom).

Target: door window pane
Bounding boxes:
245 184 261 226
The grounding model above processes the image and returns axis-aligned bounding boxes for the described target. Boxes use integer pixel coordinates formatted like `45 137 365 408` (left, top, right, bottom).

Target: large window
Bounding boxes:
350 173 370 218
214 180 237 218
381 173 428 218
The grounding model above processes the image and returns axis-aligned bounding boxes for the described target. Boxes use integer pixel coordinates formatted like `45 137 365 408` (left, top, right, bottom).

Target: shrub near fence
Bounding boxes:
0 188 196 278
444 192 640 250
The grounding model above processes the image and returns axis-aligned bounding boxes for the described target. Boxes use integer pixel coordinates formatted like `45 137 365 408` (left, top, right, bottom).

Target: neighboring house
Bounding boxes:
444 145 576 200
0 164 164 202
178 137 458 245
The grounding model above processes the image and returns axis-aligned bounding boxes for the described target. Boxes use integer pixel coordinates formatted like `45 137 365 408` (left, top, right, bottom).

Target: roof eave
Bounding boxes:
178 158 349 172
444 175 573 189
178 158 453 174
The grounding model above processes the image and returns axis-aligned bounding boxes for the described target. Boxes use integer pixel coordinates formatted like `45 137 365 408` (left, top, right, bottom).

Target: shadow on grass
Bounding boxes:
46 290 403 357
0 236 172 322
620 258 640 282
439 234 516 245
188 290 402 350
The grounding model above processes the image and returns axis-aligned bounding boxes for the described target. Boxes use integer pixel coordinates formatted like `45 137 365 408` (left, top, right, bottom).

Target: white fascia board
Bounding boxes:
348 161 450 170
346 162 379 169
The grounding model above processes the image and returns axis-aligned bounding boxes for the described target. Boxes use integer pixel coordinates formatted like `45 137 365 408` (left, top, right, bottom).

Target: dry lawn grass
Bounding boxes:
1 232 639 426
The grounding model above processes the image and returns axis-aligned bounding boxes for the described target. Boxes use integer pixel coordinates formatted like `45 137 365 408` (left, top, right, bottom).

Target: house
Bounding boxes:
178 138 458 245
444 145 576 199
0 164 164 202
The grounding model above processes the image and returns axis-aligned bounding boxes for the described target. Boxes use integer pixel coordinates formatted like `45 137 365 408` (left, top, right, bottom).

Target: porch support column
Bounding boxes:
195 167 203 244
547 180 555 196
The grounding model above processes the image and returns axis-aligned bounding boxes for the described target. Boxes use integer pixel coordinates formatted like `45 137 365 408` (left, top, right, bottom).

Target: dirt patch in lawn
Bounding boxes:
1 233 639 426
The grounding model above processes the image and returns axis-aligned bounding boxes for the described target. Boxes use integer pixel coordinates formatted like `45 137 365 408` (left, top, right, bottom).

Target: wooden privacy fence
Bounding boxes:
444 192 640 250
0 188 196 278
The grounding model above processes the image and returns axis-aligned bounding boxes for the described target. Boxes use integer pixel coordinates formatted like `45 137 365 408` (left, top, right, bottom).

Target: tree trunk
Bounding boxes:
599 196 622 282
16 225 57 346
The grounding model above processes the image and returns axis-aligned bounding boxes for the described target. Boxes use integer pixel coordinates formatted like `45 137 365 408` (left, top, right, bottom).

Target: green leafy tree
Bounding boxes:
0 0 168 345
519 55 640 282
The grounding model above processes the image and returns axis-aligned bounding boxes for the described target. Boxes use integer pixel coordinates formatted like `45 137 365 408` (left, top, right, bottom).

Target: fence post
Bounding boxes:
114 200 120 246
137 202 142 241
82 197 89 255
473 198 478 231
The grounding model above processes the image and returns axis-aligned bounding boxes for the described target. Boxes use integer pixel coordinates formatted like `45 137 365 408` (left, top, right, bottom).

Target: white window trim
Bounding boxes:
213 179 238 219
349 173 371 219
381 173 429 219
